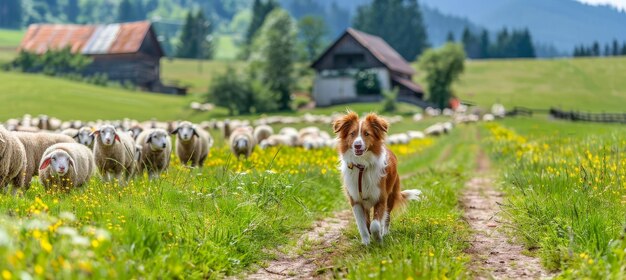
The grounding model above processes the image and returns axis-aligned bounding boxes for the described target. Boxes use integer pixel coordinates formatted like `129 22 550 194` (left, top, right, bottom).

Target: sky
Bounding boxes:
578 0 626 10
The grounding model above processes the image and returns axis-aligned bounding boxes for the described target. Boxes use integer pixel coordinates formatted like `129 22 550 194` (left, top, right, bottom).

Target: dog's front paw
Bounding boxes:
370 220 383 243
361 236 371 245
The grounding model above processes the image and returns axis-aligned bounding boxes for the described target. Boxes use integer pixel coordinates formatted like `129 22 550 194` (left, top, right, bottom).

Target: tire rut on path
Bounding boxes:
462 149 551 279
245 210 351 280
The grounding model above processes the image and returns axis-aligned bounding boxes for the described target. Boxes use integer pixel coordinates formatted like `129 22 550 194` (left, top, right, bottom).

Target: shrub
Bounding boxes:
381 87 399 113
205 67 279 115
355 69 381 95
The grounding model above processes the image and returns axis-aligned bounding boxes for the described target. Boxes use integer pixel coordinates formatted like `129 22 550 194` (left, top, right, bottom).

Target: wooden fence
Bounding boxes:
549 108 626 124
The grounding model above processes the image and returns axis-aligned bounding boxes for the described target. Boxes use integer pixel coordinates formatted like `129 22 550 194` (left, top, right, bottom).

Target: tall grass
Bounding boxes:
484 122 626 278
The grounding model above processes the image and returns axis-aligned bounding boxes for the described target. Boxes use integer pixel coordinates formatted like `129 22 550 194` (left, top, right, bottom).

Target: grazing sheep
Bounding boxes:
482 114 495 122
301 135 325 150
38 143 95 190
230 127 255 159
62 127 94 148
491 103 506 118
127 125 144 140
92 125 137 184
171 121 212 167
279 127 299 146
442 122 454 134
0 126 27 194
135 129 171 179
412 113 423 122
425 123 445 136
407 130 425 140
13 131 76 188
259 134 293 149
253 125 273 143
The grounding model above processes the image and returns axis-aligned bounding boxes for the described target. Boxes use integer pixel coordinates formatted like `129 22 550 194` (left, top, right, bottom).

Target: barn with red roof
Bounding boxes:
19 21 183 94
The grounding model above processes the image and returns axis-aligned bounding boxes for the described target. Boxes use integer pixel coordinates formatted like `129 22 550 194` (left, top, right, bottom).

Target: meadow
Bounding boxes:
484 118 626 278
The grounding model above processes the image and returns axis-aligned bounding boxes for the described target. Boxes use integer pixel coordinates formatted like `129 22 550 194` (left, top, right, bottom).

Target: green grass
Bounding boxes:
213 35 240 61
161 59 245 96
483 117 626 278
0 28 23 47
433 57 626 112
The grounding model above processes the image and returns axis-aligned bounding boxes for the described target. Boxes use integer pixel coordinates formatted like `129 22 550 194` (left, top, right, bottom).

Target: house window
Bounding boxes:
333 53 365 68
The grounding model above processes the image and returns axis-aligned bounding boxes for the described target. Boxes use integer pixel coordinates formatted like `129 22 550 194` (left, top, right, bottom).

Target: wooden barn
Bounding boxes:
19 21 185 94
311 28 425 107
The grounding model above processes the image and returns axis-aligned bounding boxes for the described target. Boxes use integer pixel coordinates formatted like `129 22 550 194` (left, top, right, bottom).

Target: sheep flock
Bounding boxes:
0 104 506 194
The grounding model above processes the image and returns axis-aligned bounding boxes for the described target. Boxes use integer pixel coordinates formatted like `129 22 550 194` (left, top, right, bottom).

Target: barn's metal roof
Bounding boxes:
19 21 162 57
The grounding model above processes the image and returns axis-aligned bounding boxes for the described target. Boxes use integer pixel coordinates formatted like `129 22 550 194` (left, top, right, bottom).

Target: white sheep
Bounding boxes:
135 129 172 179
407 130 425 140
92 125 137 184
0 126 27 194
62 127 94 148
230 127 255 159
483 114 495 122
13 131 76 188
253 125 274 143
38 143 95 190
260 134 295 149
425 123 445 136
171 121 212 167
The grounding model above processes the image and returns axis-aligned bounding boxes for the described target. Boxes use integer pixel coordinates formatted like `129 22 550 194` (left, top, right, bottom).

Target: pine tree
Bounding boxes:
612 40 620 56
298 16 328 61
622 42 626 56
117 0 135 22
176 10 213 59
479 30 490 58
65 0 80 23
245 0 277 46
0 0 22 28
176 12 197 58
604 44 611 56
446 31 455 42
353 0 428 60
592 42 600 56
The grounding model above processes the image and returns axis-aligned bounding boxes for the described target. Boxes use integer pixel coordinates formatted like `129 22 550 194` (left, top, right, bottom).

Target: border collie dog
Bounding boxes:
333 112 421 245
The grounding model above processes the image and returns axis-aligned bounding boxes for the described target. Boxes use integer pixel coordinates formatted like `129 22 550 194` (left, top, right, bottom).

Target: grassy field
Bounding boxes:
444 57 626 112
483 118 626 278
0 29 23 47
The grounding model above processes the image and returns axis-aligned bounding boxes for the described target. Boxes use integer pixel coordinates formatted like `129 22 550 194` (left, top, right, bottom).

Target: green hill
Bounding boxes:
419 57 626 112
0 72 227 121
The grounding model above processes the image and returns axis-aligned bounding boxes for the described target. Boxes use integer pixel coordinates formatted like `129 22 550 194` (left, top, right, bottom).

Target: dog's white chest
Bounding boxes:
343 168 381 208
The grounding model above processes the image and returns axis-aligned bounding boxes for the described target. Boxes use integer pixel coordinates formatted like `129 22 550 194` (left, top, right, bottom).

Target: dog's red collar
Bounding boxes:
348 163 366 199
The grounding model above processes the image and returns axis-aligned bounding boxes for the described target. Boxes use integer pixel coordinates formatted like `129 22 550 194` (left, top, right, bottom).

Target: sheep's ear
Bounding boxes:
114 133 121 142
171 127 179 135
68 157 78 177
89 130 100 137
72 134 80 141
192 126 200 138
39 157 51 170
145 133 153 143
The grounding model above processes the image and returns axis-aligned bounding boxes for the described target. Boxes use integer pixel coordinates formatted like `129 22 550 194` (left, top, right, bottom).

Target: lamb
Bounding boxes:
171 121 212 167
230 127 255 159
0 126 27 194
62 127 95 148
92 125 137 184
135 129 171 179
38 143 95 190
13 131 76 188
253 125 273 143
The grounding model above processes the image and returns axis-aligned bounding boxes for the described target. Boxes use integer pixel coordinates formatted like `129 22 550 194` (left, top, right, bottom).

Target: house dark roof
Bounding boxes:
312 28 416 75
19 21 163 57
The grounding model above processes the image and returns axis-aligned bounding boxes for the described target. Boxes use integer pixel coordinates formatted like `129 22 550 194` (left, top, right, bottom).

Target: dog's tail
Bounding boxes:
400 189 422 201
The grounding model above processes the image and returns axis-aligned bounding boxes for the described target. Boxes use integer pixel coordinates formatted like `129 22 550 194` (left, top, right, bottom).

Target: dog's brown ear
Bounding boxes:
333 112 359 134
365 113 388 137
